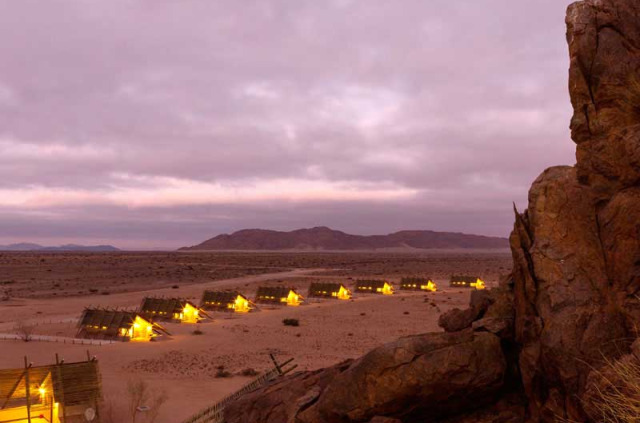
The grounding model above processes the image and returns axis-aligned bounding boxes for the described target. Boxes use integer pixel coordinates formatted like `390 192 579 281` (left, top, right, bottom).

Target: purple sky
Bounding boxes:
0 0 577 249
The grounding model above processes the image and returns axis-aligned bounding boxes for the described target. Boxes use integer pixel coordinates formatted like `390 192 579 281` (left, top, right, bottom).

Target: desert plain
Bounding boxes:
0 250 511 422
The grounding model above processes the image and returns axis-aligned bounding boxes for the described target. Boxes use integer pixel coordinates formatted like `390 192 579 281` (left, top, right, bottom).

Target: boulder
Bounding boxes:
438 290 495 332
298 331 506 423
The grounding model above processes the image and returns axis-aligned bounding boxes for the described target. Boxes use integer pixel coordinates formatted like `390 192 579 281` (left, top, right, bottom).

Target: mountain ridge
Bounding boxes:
179 226 508 251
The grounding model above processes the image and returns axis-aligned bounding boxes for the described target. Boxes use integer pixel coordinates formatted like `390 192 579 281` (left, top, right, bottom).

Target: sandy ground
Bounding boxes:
0 252 505 422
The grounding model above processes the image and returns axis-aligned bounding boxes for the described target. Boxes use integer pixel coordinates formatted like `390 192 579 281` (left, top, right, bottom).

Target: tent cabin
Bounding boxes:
0 358 101 423
76 309 169 341
450 275 486 290
200 291 253 313
255 287 303 306
400 277 437 292
138 297 207 323
308 283 351 300
355 280 394 295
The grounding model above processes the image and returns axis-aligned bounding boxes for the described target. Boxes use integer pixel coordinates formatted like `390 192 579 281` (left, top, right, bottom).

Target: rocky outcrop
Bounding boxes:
225 331 507 423
509 0 640 420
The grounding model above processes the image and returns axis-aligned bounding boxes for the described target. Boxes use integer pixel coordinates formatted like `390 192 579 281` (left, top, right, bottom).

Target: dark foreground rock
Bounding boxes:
225 331 507 423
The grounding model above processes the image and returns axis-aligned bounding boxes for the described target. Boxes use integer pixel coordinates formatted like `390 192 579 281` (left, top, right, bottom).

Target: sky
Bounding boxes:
0 0 577 250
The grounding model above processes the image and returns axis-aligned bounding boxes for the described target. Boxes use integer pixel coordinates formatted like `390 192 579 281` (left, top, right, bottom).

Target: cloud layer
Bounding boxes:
0 0 576 249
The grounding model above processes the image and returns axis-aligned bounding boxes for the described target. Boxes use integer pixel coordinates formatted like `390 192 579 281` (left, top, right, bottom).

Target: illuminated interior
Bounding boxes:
129 315 155 341
284 290 302 306
420 281 437 292
470 278 486 290
180 303 200 323
0 373 60 423
233 295 251 313
335 285 352 300
375 283 394 295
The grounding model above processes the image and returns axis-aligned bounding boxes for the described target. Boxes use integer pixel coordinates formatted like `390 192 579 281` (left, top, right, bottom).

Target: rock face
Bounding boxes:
509 0 640 420
225 331 508 423
223 1 640 422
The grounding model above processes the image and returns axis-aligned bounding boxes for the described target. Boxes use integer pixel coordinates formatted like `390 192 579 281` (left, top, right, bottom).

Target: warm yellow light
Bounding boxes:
471 278 486 290
39 387 46 395
420 281 437 292
286 290 301 306
337 286 351 300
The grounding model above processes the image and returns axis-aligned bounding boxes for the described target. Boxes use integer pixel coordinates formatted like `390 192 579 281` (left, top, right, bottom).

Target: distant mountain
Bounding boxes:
0 243 120 252
179 227 508 251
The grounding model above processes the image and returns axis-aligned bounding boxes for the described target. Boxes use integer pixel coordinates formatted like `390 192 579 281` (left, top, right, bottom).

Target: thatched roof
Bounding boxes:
255 287 301 303
201 291 242 305
400 277 433 285
78 308 169 337
355 279 388 289
449 275 479 283
0 360 101 409
139 297 196 315
308 282 345 294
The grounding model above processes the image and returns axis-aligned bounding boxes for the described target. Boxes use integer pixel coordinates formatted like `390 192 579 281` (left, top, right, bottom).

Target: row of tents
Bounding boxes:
76 276 484 342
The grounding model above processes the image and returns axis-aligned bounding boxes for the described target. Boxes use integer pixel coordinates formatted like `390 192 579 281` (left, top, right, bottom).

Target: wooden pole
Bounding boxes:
24 356 31 423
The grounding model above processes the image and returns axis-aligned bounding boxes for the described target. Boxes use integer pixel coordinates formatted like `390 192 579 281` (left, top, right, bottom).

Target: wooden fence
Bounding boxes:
0 333 114 346
180 355 297 423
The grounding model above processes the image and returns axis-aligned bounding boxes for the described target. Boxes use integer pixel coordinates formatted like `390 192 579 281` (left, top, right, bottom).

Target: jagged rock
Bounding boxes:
508 0 640 420
438 290 495 332
567 0 640 195
298 331 506 423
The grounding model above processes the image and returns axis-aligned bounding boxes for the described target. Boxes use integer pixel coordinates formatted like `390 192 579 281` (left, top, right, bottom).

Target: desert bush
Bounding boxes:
587 356 640 423
192 326 204 335
282 318 299 327
14 320 35 342
215 365 232 378
171 285 179 289
126 379 168 423
239 368 259 377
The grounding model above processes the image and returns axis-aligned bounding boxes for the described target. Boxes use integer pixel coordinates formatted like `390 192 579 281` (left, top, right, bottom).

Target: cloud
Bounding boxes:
0 0 577 248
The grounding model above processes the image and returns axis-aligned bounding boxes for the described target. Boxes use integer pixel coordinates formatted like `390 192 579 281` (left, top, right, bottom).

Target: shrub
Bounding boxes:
239 368 259 377
282 318 299 327
171 285 179 289
192 327 204 335
587 355 640 423
215 366 232 378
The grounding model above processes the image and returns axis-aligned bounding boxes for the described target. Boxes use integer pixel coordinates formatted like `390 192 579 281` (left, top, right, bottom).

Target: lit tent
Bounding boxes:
77 308 169 341
0 358 101 423
138 297 208 323
308 282 352 300
200 291 254 313
355 280 394 295
400 277 437 292
449 275 486 290
255 287 303 306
